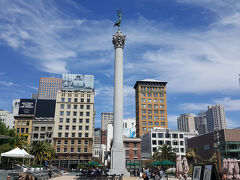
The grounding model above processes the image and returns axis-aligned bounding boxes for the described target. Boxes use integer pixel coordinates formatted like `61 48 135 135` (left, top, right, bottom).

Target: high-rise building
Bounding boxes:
38 77 62 100
177 113 196 133
52 74 95 168
206 104 226 132
194 111 207 135
134 80 168 137
101 112 114 131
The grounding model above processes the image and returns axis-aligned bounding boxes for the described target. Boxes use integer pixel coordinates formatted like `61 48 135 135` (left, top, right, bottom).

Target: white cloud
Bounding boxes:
167 114 178 129
0 80 14 87
214 98 240 111
226 117 240 129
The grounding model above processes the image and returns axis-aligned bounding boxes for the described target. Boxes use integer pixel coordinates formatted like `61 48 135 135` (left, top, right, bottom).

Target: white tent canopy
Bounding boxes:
1 147 34 158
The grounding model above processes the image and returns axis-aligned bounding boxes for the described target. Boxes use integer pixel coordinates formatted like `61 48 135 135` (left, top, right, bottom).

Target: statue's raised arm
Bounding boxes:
113 9 122 29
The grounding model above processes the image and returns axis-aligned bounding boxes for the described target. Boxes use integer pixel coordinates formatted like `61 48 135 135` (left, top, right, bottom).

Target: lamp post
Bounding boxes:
214 129 222 173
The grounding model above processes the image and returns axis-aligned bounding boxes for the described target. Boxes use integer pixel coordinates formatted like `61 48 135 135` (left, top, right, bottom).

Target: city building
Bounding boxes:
124 138 141 168
195 111 207 135
188 129 240 160
101 112 113 131
14 99 36 143
177 113 196 133
0 110 14 128
134 80 168 137
93 128 101 158
52 74 95 168
31 99 56 143
141 128 198 160
38 77 62 100
206 104 226 132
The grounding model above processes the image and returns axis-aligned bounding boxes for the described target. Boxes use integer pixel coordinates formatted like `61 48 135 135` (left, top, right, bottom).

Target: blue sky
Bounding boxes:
0 0 240 129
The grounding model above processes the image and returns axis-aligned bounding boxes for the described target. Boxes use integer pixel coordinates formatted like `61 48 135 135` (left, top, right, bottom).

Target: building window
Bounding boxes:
65 133 69 137
71 140 75 145
180 134 184 138
74 105 77 109
154 116 159 120
142 121 146 125
85 140 88 145
142 115 146 119
142 127 146 131
85 126 89 130
161 122 166 126
85 133 89 137
68 98 71 102
148 110 152 114
65 125 69 130
73 111 77 116
152 133 156 138
84 148 88 152
155 122 159 125
61 98 65 102
57 148 60 153
57 140 61 144
154 110 158 114
61 104 64 109
78 133 82 137
180 141 184 145
153 147 157 152
81 98 84 102
166 141 171 145
34 127 39 131
153 99 158 103
67 111 71 116
153 93 158 97
26 128 29 133
79 126 82 130
173 134 178 138
74 98 78 102
141 99 146 102
72 126 76 130
142 110 146 114
66 118 70 123
78 140 81 144
64 148 67 152
41 127 46 131
160 99 164 103
67 104 71 109
86 112 90 116
165 133 171 138
73 118 76 123
160 116 165 120
148 104 152 108
158 140 163 145
59 125 62 130
78 148 81 152
60 111 64 116
58 133 62 137
80 112 83 116
86 119 89 123
64 140 68 145
148 121 153 125
204 144 210 150
160 105 164 108
141 104 146 108
152 140 156 145
87 99 90 102
160 110 164 114
160 93 164 97
71 148 74 152
141 93 146 97
154 104 158 108
80 105 84 109
79 119 83 123
86 105 90 109
181 148 185 153
147 93 152 97
148 116 152 120
33 134 38 138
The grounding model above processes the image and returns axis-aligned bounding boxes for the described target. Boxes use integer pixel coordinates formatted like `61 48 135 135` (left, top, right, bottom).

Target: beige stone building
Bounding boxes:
177 113 196 133
52 90 95 168
134 80 168 137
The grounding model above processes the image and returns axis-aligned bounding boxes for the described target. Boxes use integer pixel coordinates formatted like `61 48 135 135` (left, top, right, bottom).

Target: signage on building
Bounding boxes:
62 74 94 91
123 128 136 138
18 99 36 115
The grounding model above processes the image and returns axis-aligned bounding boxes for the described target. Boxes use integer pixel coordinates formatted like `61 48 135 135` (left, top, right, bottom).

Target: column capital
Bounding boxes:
112 30 126 49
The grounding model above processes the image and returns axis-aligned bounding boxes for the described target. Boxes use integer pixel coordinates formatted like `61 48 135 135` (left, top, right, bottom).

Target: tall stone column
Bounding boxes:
109 29 129 176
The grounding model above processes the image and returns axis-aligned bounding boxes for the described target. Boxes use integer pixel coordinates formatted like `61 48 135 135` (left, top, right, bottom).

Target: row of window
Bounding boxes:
124 143 138 148
141 104 164 109
59 118 90 124
142 110 165 114
61 92 91 98
142 121 165 126
152 140 184 146
60 104 90 110
142 115 165 120
58 132 89 138
140 87 164 92
58 125 89 131
56 147 88 153
57 139 89 145
152 133 184 139
33 133 52 139
141 92 164 97
61 98 91 103
152 147 185 153
60 111 91 116
34 127 52 131
17 121 30 126
17 128 29 133
141 99 164 103
126 150 138 156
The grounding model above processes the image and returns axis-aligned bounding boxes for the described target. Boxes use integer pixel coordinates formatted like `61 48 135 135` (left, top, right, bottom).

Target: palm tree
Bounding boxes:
186 148 201 164
30 141 55 164
14 135 28 149
153 144 176 162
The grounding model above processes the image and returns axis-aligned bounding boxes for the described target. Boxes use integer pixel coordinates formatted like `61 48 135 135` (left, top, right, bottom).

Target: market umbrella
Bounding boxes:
176 156 183 179
88 161 101 166
182 157 189 179
228 158 234 179
127 162 140 166
151 161 162 166
233 158 240 179
222 158 228 174
160 160 175 165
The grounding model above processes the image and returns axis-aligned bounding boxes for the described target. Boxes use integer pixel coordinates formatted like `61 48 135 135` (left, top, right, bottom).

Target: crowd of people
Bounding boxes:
130 168 166 180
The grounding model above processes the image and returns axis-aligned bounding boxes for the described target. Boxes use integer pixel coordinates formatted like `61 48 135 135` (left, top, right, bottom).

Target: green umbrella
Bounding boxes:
160 160 175 165
127 162 140 166
88 161 101 166
151 161 162 166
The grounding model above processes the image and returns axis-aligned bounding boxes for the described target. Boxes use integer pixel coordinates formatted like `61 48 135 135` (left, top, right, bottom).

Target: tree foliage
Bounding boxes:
186 148 202 164
152 144 176 162
30 141 55 164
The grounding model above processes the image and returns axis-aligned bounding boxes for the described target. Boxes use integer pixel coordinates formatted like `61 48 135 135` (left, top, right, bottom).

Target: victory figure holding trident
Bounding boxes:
113 10 122 29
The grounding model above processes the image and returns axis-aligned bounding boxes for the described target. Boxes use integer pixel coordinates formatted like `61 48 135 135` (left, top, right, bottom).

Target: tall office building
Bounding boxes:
134 80 168 137
194 111 207 135
38 77 62 99
101 112 114 131
52 74 95 168
177 113 196 133
206 104 226 132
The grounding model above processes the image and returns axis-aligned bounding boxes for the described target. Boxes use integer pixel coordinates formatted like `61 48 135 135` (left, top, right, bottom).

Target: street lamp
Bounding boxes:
214 129 222 173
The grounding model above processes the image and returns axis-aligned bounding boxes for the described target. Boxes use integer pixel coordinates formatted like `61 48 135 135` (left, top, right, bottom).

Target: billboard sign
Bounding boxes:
123 128 136 138
18 99 36 115
62 74 94 91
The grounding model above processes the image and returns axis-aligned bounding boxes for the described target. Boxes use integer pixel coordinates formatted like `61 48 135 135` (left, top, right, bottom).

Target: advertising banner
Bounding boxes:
62 74 94 91
123 128 136 138
18 99 36 115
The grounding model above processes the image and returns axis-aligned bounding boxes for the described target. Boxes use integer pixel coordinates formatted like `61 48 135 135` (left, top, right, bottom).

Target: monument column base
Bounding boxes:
109 148 130 176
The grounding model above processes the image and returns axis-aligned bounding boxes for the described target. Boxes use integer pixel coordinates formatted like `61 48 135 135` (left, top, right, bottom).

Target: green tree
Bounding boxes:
30 141 55 164
0 122 16 154
186 148 202 164
13 135 28 149
153 144 176 162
